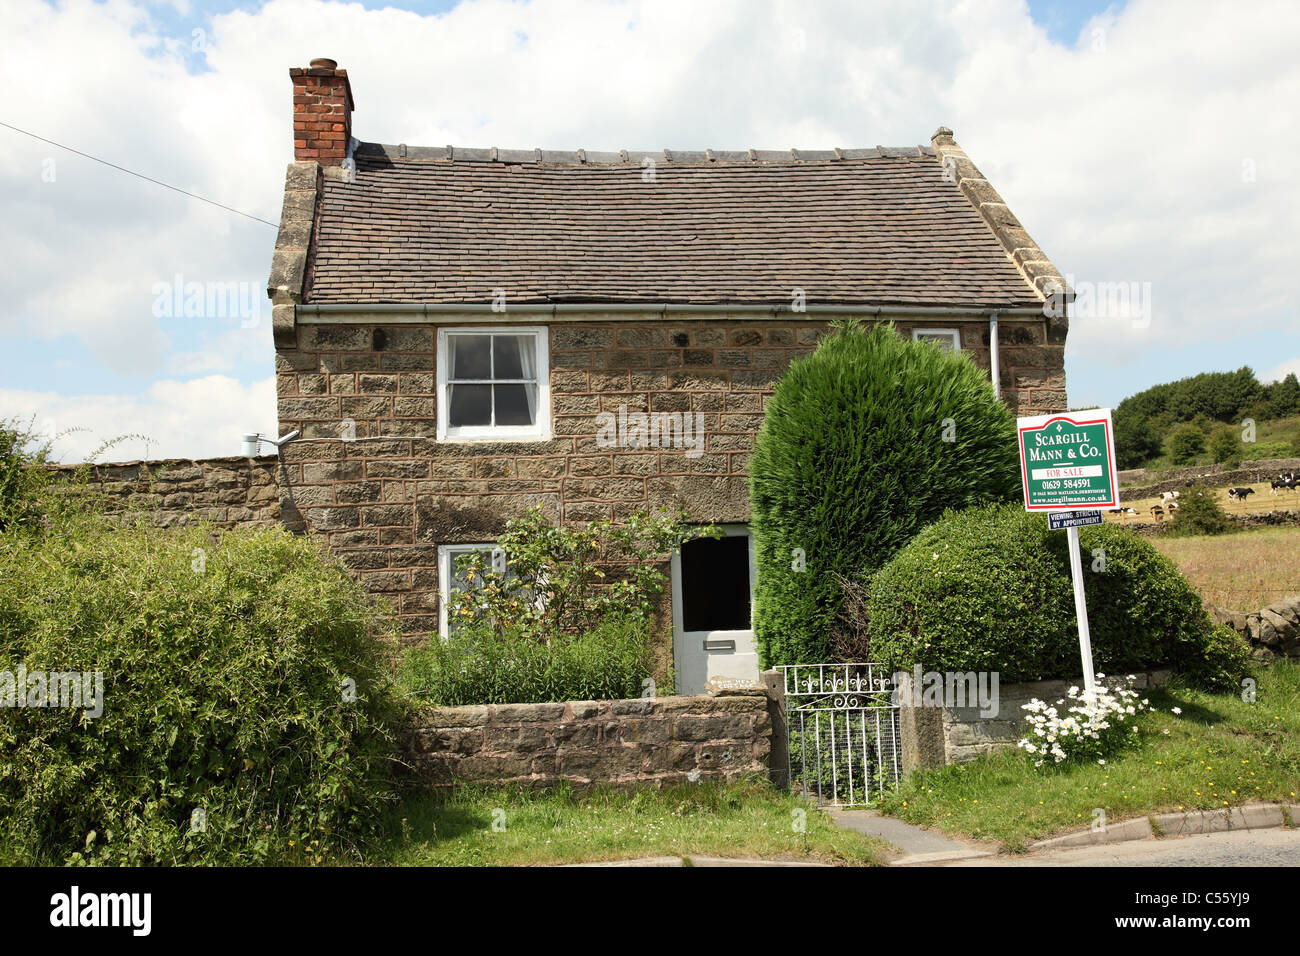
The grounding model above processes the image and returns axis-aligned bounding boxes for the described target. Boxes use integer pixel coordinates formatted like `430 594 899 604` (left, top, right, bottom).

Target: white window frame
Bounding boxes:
911 328 962 351
437 543 503 639
436 326 551 441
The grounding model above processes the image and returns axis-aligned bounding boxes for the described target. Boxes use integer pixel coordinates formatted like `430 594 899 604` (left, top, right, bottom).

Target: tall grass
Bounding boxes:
398 614 659 705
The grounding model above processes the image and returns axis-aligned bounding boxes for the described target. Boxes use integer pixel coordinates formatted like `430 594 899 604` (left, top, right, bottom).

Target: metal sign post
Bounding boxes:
1065 523 1097 699
1016 409 1121 701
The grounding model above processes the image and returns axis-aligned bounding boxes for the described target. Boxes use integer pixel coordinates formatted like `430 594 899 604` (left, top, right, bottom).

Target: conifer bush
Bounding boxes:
748 322 1020 666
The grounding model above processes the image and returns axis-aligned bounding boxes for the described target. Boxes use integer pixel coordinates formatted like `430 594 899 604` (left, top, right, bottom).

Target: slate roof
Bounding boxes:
301 141 1047 309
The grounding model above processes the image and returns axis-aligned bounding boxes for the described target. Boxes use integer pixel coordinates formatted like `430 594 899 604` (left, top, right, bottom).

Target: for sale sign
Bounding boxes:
1017 409 1120 511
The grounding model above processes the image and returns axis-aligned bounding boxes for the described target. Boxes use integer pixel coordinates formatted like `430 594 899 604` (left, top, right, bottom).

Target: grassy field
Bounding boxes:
1151 524 1300 609
1108 479 1300 527
373 778 886 866
876 662 1300 851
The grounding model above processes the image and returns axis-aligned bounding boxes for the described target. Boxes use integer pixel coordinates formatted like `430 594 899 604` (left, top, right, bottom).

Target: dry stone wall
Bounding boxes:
1120 458 1300 498
1211 597 1300 660
402 690 774 789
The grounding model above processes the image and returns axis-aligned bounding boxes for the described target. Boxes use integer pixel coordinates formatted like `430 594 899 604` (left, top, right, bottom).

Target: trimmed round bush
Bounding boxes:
863 505 1074 681
0 517 400 865
749 322 1020 667
863 503 1250 690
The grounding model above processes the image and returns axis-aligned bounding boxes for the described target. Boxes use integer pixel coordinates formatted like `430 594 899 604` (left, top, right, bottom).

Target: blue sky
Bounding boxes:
2 0 1296 460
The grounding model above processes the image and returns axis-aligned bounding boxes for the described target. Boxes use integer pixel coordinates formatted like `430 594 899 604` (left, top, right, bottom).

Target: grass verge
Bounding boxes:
374 777 885 866
877 661 1300 852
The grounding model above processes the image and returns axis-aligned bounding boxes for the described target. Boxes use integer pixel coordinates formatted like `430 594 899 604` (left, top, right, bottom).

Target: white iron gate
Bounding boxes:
779 663 901 807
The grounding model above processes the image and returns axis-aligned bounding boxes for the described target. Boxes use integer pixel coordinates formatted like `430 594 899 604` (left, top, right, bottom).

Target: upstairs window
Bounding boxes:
911 328 962 352
436 327 550 440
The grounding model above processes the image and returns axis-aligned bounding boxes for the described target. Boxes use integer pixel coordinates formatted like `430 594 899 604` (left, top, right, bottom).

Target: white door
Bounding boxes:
671 524 760 695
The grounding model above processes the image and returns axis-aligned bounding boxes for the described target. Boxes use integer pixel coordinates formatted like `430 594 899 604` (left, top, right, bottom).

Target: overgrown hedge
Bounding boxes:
749 322 1020 667
861 503 1251 691
0 513 401 865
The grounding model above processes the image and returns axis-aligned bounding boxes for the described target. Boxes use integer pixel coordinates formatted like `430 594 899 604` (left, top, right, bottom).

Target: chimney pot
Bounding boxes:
309 57 338 70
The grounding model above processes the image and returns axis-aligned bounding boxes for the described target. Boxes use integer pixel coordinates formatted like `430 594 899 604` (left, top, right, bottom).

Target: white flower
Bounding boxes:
1171 707 1182 715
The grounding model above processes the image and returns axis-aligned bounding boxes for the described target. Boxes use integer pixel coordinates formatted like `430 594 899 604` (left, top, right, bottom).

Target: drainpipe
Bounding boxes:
989 312 1001 400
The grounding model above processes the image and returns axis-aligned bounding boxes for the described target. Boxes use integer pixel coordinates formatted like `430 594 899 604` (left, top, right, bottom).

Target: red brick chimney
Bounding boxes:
289 58 353 163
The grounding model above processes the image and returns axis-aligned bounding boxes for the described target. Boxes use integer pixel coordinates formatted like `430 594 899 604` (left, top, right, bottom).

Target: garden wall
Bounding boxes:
402 690 774 789
897 667 1172 770
45 457 291 529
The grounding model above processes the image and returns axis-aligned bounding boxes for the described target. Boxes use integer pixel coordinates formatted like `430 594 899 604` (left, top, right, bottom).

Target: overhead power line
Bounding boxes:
0 120 279 228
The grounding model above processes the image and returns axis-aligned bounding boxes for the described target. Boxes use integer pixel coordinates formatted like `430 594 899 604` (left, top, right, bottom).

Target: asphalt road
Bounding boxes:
942 827 1300 866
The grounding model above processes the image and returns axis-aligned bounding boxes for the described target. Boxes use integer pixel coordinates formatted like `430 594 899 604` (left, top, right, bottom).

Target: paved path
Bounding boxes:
940 827 1300 867
563 855 828 867
827 808 996 864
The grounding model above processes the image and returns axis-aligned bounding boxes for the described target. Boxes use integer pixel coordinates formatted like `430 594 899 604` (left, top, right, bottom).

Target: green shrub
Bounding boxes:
399 614 657 705
1168 424 1206 464
446 504 715 640
1165 484 1233 537
1208 427 1241 465
0 418 50 532
749 322 1020 667
861 505 1074 681
1075 523 1227 677
1113 409 1163 469
861 503 1250 691
0 514 401 865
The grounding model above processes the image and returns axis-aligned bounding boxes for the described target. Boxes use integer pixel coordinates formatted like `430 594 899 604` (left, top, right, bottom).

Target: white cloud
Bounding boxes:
2 0 1298 458
1 376 276 463
1262 359 1300 384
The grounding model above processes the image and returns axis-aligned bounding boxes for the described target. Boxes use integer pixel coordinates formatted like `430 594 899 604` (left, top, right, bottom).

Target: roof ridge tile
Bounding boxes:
353 141 938 165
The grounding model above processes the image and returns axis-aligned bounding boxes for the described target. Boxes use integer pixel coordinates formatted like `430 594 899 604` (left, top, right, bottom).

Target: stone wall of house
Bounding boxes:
272 316 1064 635
40 316 1066 640
898 667 1172 769
402 690 773 789
45 457 289 529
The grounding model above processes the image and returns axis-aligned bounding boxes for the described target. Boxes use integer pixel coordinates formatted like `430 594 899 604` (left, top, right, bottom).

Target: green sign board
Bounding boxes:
1017 409 1120 511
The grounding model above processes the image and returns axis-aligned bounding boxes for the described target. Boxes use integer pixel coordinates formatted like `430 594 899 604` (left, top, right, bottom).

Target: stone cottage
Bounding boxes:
268 58 1071 693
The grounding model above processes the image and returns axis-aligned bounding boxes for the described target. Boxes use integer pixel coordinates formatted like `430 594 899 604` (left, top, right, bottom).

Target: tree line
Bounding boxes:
1113 367 1300 468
